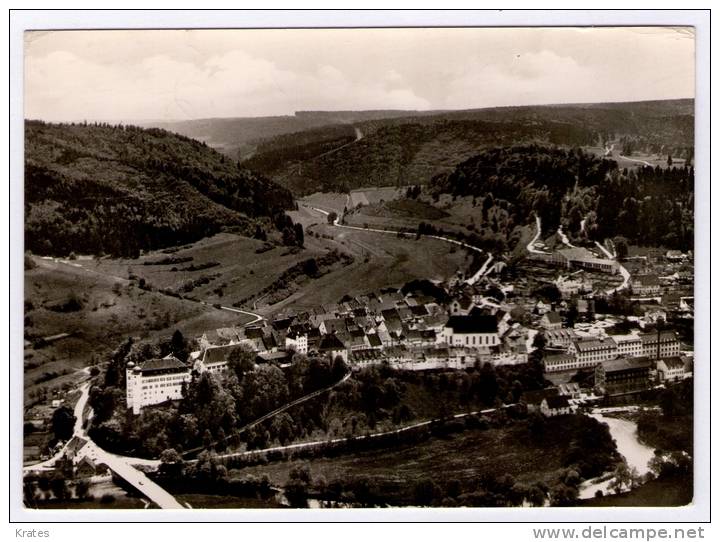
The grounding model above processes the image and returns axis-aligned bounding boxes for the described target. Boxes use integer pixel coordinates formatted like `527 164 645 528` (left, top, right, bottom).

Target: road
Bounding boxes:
312 127 364 161
618 154 653 167
526 215 549 254
24 372 184 509
465 254 494 285
594 241 631 294
213 405 510 463
305 204 485 255
183 370 353 457
556 225 575 248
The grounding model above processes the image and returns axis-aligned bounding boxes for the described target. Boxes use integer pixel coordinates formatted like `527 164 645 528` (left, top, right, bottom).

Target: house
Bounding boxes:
196 342 257 374
366 332 383 350
75 456 98 478
318 334 348 362
440 313 499 348
643 308 668 327
639 330 681 359
665 250 687 262
544 328 578 349
126 355 191 415
632 274 662 296
568 337 618 368
595 358 653 394
556 382 581 398
540 311 563 330
540 395 574 417
558 247 619 274
543 353 579 373
656 356 686 382
285 330 308 355
450 295 475 315
349 348 387 367
520 388 559 412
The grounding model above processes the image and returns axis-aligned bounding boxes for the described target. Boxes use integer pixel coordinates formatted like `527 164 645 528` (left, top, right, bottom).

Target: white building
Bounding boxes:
285 331 308 354
640 330 681 359
568 337 618 369
609 333 644 359
440 314 499 348
656 356 686 382
126 356 191 415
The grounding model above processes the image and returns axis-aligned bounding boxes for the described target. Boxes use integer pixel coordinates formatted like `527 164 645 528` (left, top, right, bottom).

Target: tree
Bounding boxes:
477 363 499 406
227 345 256 377
170 329 189 362
51 405 76 442
285 465 312 508
327 211 338 225
294 223 305 247
613 236 629 260
413 478 441 506
667 154 673 167
159 447 184 477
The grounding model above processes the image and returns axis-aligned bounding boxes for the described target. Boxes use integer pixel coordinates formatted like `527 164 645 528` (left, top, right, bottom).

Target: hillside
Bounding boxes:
239 100 694 196
24 121 295 257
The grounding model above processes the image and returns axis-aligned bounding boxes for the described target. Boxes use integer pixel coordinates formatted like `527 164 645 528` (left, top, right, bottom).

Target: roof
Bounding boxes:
543 312 562 324
659 356 685 369
367 333 383 347
543 353 576 365
639 330 678 344
202 343 252 365
634 274 661 286
559 247 615 267
445 314 498 334
600 358 653 372
544 395 571 409
319 334 346 351
572 337 617 352
137 356 187 374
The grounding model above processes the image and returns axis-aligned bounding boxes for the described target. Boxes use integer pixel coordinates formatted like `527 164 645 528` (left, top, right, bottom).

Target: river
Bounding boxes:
579 411 656 499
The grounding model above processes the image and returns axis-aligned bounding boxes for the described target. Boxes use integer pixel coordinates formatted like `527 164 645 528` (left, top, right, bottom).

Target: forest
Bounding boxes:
24 121 295 257
429 145 694 251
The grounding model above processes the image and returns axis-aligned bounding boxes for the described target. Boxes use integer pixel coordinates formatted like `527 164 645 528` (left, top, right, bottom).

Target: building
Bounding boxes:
568 337 618 368
558 247 619 274
195 343 255 374
126 355 191 415
540 311 563 330
285 330 308 354
545 328 578 349
440 313 499 348
656 356 686 382
449 295 475 315
632 274 662 296
595 358 653 394
639 330 681 359
609 333 644 359
520 388 559 413
318 333 348 362
543 353 579 373
540 395 574 417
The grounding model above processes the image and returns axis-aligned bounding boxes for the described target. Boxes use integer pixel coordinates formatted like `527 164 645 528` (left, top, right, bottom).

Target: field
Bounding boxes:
230 419 576 505
175 493 282 509
584 146 685 170
349 186 405 207
23 256 251 407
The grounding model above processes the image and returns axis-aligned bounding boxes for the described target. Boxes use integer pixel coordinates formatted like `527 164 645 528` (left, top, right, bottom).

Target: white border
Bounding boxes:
7 9 711 524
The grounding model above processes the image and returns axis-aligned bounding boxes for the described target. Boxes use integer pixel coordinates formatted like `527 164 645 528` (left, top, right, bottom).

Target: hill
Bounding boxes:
239 100 694 196
24 121 295 257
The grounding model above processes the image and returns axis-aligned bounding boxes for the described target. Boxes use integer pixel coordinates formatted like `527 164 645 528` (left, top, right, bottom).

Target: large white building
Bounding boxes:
440 314 499 348
568 337 618 369
126 356 191 415
640 330 681 359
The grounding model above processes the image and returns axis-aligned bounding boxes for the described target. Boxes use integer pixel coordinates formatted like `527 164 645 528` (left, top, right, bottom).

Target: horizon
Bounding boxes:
24 96 695 125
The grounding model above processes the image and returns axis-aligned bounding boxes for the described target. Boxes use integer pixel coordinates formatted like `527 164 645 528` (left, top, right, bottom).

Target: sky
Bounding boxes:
24 27 695 122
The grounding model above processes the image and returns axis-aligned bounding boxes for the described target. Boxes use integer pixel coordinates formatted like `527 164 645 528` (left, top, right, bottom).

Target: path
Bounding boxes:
310 127 364 161
618 154 653 167
24 368 184 509
304 204 485 255
465 254 494 286
594 241 631 294
213 405 510 463
526 215 549 254
182 371 353 457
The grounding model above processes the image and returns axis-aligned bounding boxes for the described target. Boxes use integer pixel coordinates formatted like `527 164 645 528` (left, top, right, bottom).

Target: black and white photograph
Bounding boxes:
10 9 710 526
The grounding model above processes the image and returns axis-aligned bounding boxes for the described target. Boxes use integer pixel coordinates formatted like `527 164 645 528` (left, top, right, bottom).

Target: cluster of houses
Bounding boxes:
124 245 693 415
126 287 534 414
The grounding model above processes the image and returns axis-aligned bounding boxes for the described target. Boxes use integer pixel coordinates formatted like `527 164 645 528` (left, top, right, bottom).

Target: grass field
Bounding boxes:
230 419 577 505
23 255 251 407
349 186 405 207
